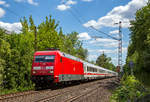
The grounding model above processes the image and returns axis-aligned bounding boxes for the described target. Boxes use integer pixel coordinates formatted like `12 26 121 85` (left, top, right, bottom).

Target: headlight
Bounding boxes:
48 70 54 73
50 70 53 73
33 71 36 74
46 66 54 70
33 66 41 70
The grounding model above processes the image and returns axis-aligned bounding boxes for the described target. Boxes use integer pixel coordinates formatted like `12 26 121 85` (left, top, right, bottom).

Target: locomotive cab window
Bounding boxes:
35 55 55 62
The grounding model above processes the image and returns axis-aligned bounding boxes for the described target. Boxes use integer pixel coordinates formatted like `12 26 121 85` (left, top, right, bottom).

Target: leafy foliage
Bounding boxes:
111 76 147 102
125 1 150 86
96 53 116 71
0 15 88 94
112 2 150 102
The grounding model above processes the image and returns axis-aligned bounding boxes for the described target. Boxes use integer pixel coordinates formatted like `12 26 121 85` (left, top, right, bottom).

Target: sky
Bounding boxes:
0 0 148 66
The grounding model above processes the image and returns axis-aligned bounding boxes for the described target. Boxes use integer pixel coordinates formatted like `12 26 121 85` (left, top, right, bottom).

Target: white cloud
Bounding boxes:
90 38 117 44
57 0 77 11
87 47 127 65
87 54 97 61
82 0 93 2
95 42 118 48
27 0 38 6
83 0 148 28
88 38 118 48
0 0 9 7
89 37 127 48
0 0 5 5
83 20 99 29
78 32 91 40
66 0 77 5
57 4 70 11
0 8 5 18
14 0 38 6
122 47 127 53
0 21 22 33
4 4 10 7
110 30 119 35
14 0 25 2
95 49 117 54
96 47 127 54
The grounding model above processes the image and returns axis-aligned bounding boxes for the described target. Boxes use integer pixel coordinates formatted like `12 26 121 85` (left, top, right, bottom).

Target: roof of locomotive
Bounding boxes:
34 50 62 56
34 51 80 61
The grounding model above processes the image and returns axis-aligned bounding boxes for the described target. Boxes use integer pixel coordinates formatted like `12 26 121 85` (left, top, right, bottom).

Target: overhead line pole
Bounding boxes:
118 21 122 72
115 21 123 72
90 22 123 73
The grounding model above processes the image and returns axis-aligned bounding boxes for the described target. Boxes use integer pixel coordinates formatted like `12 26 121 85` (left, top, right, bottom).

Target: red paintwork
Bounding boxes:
61 56 84 75
31 51 84 83
31 50 115 84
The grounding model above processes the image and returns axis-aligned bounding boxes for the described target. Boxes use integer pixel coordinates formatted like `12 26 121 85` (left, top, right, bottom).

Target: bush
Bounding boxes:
111 75 146 102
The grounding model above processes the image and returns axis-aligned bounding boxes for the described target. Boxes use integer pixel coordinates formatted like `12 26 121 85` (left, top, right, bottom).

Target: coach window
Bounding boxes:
90 67 92 72
92 68 94 72
93 68 95 72
87 67 89 72
101 70 104 73
89 67 91 72
95 68 97 72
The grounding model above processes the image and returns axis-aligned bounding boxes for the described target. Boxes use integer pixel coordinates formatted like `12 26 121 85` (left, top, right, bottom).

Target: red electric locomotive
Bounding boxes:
31 49 117 87
31 50 84 86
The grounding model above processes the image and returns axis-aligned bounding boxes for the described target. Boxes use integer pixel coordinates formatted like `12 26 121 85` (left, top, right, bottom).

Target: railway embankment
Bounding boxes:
0 77 119 102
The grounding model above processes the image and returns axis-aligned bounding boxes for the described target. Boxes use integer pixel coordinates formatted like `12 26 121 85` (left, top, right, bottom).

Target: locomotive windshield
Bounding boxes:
35 55 55 62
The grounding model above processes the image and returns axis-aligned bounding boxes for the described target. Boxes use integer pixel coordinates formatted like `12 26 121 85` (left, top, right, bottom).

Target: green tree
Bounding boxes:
96 53 116 71
62 32 88 60
0 14 89 93
125 2 150 86
37 16 62 50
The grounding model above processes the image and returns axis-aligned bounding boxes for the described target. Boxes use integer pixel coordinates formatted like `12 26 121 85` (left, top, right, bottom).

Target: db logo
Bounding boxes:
73 67 75 71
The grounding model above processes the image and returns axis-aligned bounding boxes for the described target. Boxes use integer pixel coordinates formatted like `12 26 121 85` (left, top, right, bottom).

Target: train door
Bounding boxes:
59 56 63 81
83 64 87 80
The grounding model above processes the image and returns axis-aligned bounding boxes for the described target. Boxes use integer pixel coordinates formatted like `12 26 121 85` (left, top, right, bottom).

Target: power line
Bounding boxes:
62 1 97 37
3 1 21 18
62 1 119 41
5 7 21 18
62 1 123 69
89 26 120 41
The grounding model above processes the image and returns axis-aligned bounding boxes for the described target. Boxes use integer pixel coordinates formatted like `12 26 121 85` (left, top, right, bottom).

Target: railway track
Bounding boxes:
35 83 98 102
34 79 101 102
0 90 37 101
0 77 118 102
34 78 116 102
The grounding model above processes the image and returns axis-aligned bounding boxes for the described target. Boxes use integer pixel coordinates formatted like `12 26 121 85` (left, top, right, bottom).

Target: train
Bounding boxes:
31 50 118 87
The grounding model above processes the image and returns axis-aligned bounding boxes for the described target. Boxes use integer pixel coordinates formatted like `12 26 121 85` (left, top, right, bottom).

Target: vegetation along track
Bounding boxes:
0 77 119 102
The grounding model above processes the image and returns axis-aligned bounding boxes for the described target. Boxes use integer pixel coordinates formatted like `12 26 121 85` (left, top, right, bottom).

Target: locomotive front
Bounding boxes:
31 51 57 86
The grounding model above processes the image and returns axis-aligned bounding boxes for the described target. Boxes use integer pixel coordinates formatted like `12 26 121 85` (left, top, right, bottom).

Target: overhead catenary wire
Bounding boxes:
89 26 120 41
3 1 21 18
62 0 119 41
62 1 98 38
4 7 21 18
